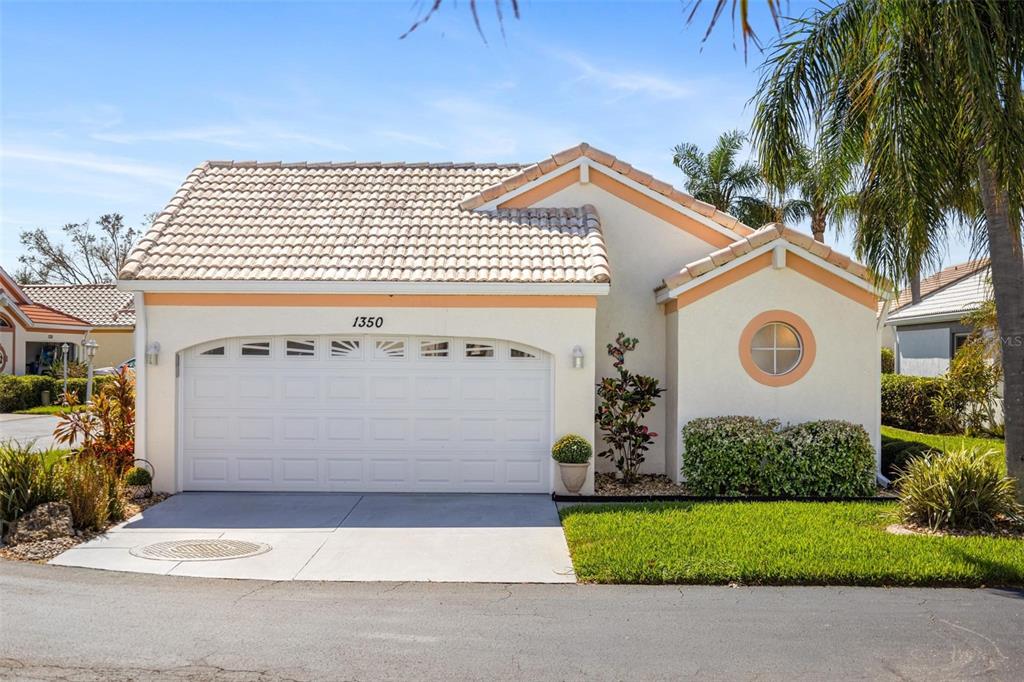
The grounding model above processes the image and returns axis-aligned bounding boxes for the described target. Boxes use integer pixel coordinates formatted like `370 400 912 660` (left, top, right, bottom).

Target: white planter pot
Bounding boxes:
557 462 590 494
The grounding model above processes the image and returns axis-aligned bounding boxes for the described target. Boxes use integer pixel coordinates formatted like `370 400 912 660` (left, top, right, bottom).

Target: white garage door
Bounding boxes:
180 335 552 492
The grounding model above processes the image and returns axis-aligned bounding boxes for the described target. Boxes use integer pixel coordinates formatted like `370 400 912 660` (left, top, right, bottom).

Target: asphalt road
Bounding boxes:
1 562 1022 681
0 414 62 450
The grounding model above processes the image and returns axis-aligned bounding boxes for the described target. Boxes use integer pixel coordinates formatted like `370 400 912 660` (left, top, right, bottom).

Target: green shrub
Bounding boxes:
880 374 950 433
0 374 114 412
552 434 592 464
682 417 783 496
123 466 152 486
683 417 878 497
54 456 125 531
881 347 895 374
934 339 1002 435
896 447 1022 531
779 421 876 497
880 436 938 480
0 441 63 534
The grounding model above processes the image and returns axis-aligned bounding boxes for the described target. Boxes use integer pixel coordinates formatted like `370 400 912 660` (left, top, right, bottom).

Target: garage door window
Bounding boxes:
465 342 494 358
330 339 361 359
420 340 450 358
375 339 406 359
198 345 225 357
286 339 316 358
241 340 271 357
510 346 536 359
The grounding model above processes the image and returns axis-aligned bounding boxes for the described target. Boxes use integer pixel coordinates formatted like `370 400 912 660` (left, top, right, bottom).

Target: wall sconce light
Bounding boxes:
572 345 585 369
146 341 161 366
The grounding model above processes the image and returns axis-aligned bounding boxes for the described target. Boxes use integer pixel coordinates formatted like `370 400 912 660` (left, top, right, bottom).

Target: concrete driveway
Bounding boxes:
0 414 62 450
50 492 575 583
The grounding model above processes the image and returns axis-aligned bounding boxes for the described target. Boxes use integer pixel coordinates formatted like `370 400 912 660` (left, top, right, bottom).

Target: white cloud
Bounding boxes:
556 51 695 100
1 146 182 186
91 122 350 153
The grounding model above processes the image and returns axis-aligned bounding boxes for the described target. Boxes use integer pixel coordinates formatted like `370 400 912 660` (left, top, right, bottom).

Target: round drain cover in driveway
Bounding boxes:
130 539 271 561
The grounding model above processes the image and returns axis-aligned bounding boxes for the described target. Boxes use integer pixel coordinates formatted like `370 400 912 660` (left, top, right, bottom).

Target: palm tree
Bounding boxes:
672 130 767 226
750 1 1024 494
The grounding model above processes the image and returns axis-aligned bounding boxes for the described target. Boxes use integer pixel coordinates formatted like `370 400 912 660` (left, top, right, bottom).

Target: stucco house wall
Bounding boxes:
670 265 882 479
524 182 716 477
138 299 597 494
87 328 135 368
894 321 972 377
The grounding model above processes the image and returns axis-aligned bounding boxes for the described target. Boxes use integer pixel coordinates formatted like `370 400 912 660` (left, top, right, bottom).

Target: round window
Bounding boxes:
749 322 803 376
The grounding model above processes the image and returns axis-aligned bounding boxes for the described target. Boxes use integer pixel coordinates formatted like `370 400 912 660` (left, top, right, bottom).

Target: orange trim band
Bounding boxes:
787 253 878 310
498 168 580 208
662 252 879 314
738 310 817 387
144 293 598 309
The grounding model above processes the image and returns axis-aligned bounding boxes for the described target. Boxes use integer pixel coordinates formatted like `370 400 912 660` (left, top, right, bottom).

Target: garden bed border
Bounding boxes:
553 492 896 503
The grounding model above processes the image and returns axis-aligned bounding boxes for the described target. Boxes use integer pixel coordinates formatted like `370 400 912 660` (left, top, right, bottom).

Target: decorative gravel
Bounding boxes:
594 473 688 496
0 493 172 563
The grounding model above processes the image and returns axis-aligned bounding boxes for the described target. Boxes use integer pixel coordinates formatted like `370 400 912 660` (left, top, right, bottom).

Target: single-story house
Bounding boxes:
1 268 92 375
119 144 886 495
22 283 136 370
883 260 990 377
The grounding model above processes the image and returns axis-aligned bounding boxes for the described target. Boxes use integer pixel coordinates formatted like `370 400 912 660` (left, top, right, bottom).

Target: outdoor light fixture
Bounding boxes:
146 341 161 366
84 339 99 404
60 343 70 401
572 345 585 369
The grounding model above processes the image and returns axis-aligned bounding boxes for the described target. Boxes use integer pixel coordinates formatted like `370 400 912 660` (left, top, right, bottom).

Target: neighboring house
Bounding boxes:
22 283 136 369
119 143 885 495
884 260 990 377
0 268 92 375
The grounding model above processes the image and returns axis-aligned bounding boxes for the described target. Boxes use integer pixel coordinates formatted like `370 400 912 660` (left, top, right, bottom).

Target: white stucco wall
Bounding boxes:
87 329 135 368
139 302 597 494
670 266 881 479
529 183 717 477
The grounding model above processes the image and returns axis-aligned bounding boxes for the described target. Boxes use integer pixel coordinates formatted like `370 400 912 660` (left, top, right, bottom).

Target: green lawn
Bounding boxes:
13 405 85 415
561 501 1024 586
881 426 1005 457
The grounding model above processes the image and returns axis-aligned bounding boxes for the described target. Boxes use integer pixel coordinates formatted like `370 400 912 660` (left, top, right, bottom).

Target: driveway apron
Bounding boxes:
49 492 576 583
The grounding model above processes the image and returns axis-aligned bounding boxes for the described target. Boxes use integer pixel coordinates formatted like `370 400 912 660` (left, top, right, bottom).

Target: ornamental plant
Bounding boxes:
123 466 152 486
54 365 136 473
551 434 592 464
595 332 665 485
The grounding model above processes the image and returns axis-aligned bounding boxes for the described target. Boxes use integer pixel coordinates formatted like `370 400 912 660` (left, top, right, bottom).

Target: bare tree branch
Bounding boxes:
17 214 143 284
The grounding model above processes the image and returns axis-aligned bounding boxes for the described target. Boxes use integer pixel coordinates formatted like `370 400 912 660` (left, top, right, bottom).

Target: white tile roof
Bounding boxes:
121 162 610 285
887 266 991 322
21 283 135 327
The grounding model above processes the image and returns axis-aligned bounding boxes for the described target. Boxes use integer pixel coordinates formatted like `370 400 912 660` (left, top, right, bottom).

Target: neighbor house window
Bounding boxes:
750 323 803 376
739 311 816 387
952 332 971 357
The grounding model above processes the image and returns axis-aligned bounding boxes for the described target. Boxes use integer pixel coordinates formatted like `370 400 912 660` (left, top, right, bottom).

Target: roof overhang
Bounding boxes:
655 239 886 310
117 280 611 296
471 156 747 247
886 310 974 326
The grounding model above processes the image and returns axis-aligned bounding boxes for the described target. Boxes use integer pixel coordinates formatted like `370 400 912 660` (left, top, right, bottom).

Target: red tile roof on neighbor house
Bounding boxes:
16 303 91 329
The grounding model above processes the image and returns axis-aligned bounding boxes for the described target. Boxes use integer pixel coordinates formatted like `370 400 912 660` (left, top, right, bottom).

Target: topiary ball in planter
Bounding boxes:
552 434 592 494
123 466 152 500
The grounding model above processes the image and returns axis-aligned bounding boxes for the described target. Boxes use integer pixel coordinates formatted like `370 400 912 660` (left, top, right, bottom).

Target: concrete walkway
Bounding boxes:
50 492 576 583
0 414 62 450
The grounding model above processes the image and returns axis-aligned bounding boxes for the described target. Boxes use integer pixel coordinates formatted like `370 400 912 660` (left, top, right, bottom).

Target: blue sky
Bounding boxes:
1 0 971 273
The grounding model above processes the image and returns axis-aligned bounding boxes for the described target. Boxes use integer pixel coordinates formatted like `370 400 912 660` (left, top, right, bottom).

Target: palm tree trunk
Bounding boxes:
978 158 1024 497
909 273 922 305
811 210 826 243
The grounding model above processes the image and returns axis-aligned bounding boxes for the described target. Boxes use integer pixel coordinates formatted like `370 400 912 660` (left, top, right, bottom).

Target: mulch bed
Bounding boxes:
0 493 172 563
594 473 689 496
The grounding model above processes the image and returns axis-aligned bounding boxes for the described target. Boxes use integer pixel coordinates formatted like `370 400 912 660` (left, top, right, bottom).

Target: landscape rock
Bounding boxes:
5 502 75 545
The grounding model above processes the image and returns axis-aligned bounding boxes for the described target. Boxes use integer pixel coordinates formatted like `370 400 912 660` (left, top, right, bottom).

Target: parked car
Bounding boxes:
94 357 135 376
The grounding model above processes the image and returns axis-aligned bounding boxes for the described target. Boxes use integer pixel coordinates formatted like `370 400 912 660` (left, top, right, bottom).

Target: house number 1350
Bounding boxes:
352 316 384 328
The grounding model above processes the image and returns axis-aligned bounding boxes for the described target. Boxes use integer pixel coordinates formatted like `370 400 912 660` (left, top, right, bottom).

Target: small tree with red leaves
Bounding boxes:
595 332 666 485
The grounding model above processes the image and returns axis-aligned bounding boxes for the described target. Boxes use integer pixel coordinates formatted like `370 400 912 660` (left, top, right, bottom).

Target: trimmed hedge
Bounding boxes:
682 416 876 497
0 375 114 413
880 374 948 433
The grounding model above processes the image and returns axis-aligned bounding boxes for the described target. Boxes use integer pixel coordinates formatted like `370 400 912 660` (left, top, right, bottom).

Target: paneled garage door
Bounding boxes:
180 335 551 492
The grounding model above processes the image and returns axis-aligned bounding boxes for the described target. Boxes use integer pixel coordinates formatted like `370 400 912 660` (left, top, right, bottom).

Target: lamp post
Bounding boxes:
60 343 69 403
84 339 99 404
